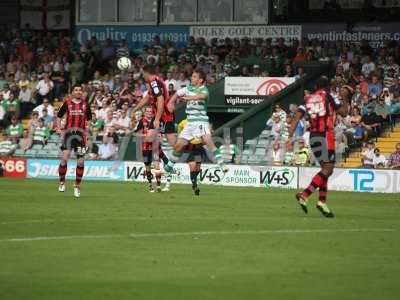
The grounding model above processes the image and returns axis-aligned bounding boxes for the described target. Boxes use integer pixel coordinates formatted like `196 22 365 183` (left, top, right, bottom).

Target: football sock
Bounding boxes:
75 164 84 186
145 170 153 184
58 162 67 183
165 174 172 187
190 171 197 188
301 171 327 199
159 149 170 165
319 176 328 203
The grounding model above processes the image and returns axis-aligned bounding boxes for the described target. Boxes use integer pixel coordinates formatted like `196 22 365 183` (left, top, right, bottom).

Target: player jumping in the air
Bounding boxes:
130 65 177 173
57 84 91 198
165 69 227 173
288 76 349 217
131 65 176 145
133 107 169 192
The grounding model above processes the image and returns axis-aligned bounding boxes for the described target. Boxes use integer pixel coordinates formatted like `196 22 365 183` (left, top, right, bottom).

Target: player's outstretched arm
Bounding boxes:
131 93 150 115
181 93 207 102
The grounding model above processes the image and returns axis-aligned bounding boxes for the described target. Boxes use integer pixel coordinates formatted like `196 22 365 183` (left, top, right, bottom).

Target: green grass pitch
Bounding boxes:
0 178 399 300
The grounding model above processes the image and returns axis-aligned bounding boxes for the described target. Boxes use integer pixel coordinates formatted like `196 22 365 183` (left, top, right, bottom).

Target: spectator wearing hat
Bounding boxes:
19 80 34 117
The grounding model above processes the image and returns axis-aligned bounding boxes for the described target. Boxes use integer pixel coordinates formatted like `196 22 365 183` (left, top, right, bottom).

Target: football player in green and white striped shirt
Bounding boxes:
166 69 228 173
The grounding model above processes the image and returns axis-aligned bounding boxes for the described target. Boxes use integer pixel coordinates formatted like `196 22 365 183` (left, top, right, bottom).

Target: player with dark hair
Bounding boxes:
131 65 176 144
130 66 176 173
165 69 227 173
288 76 349 217
57 84 91 198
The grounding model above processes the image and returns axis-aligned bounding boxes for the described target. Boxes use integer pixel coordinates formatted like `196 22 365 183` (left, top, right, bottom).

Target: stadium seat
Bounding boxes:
49 134 59 142
48 150 60 158
14 149 25 157
25 149 37 157
34 149 44 157
255 148 267 156
32 144 43 150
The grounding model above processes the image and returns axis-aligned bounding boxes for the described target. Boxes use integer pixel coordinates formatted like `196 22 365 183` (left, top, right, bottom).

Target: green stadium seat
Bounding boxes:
25 149 37 157
48 150 59 158
32 144 43 150
14 149 25 156
50 134 59 142
36 150 48 158
255 148 266 156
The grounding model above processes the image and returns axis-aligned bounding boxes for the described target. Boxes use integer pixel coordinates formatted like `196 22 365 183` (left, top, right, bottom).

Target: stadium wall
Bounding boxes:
2 158 399 194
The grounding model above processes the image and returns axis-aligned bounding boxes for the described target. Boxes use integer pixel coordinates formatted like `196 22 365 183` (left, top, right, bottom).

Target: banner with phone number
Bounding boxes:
75 25 190 50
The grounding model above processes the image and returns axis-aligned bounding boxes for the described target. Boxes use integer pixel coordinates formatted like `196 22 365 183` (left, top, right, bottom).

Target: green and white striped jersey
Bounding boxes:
177 84 209 124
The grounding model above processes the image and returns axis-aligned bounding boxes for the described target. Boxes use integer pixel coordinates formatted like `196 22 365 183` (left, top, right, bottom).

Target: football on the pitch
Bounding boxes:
117 57 131 71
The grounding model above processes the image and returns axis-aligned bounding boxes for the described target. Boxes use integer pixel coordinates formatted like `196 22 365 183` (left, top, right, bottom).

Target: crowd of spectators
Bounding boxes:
0 26 400 167
262 38 400 168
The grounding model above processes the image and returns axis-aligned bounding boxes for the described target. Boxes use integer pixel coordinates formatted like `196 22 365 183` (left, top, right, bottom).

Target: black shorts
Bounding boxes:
150 118 175 134
60 131 86 157
309 132 336 164
186 145 206 163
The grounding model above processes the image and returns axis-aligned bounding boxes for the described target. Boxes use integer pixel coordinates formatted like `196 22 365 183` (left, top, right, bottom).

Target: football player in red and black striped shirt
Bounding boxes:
133 107 168 192
131 65 176 144
56 84 91 198
289 76 349 217
131 65 176 172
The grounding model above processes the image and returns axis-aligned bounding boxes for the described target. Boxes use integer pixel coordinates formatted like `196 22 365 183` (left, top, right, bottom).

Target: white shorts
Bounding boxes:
179 122 210 141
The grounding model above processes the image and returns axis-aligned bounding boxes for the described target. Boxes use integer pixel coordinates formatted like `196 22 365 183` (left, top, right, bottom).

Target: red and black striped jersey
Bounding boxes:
57 97 91 130
147 76 174 122
298 89 342 134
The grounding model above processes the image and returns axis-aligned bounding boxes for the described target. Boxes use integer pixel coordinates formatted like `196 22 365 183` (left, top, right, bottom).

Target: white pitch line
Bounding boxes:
0 216 295 225
0 228 395 243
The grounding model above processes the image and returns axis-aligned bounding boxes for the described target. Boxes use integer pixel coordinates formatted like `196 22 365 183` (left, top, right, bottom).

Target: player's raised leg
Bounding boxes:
202 133 228 173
